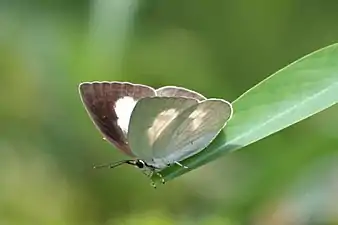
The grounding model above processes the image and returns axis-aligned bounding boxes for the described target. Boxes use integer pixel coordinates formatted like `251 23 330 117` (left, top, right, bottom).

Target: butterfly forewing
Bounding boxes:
152 99 233 164
79 81 155 156
127 97 199 161
156 86 206 101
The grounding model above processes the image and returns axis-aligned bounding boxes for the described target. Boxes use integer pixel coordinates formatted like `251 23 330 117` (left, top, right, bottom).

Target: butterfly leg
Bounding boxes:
174 161 189 169
156 172 166 184
151 181 157 189
138 170 157 188
149 172 165 188
149 171 157 189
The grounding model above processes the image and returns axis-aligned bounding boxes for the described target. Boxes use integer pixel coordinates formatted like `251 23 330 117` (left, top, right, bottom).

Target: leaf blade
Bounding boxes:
153 43 338 183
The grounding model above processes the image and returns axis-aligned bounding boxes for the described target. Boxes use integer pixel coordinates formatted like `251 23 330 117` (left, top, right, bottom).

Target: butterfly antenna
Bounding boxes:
93 160 135 169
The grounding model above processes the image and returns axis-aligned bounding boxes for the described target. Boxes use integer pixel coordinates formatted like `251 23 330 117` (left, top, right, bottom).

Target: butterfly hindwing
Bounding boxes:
127 97 199 161
79 81 155 156
151 99 233 165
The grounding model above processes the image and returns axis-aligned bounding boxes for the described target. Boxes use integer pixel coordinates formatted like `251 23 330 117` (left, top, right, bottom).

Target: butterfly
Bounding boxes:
79 81 233 187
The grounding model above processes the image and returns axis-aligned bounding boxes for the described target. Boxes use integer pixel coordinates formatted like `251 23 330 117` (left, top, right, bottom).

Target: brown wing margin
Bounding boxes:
79 81 155 156
156 86 206 101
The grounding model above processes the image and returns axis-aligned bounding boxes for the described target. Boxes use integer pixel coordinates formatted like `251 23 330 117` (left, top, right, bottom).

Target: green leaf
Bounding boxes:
152 43 338 184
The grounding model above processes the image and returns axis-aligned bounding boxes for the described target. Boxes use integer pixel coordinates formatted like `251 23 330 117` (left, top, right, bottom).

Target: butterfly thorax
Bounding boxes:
146 158 171 170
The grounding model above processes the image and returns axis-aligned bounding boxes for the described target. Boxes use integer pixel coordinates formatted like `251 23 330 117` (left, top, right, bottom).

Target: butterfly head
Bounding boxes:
134 159 146 169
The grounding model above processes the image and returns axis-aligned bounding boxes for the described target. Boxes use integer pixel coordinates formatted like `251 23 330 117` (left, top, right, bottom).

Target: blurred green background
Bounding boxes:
1 0 338 224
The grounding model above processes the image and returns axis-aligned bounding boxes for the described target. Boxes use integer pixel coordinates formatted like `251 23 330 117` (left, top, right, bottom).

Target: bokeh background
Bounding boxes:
1 0 338 224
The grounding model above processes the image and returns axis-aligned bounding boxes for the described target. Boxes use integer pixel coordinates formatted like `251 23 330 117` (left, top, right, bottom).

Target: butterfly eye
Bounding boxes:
135 160 145 169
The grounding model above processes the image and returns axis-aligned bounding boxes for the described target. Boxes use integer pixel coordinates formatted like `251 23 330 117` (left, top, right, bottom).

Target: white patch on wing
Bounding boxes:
147 108 179 145
188 109 207 130
115 96 137 134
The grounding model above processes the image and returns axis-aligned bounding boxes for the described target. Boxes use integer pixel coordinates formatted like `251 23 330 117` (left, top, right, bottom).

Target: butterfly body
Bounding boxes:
79 81 233 186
